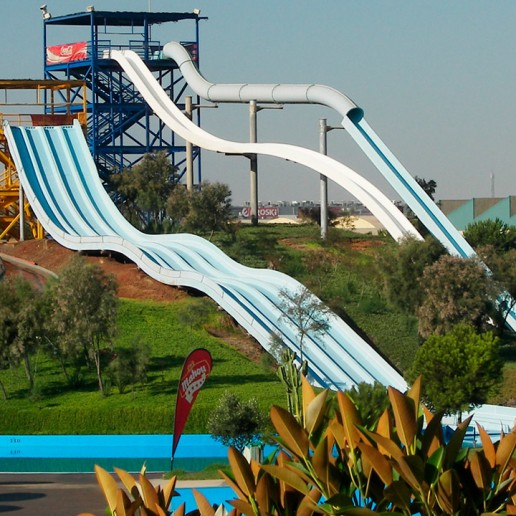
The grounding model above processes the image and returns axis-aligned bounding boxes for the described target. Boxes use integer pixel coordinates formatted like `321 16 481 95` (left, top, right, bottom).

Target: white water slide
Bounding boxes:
4 117 408 392
5 45 515 432
162 41 516 332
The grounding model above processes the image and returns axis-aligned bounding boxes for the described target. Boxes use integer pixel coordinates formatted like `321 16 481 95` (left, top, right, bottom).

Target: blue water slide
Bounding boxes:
5 121 408 392
161 41 516 331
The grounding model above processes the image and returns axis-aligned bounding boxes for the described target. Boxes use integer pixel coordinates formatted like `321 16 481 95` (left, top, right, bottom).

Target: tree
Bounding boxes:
48 255 118 395
344 381 389 430
167 180 233 239
175 298 214 329
464 218 516 253
0 277 46 395
277 286 331 363
378 235 446 315
417 254 496 338
112 151 178 232
207 391 268 451
107 338 150 394
407 324 502 416
414 176 437 200
478 246 516 330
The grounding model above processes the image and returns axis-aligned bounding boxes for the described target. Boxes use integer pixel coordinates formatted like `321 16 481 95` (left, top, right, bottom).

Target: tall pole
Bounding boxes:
249 100 258 226
319 118 329 240
19 186 25 241
185 96 194 191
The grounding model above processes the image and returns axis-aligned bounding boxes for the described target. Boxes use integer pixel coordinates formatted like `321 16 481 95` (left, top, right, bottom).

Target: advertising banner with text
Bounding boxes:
46 42 88 65
172 348 213 458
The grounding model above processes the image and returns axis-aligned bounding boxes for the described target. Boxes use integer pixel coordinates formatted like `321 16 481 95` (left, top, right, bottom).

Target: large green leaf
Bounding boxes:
444 415 473 469
436 469 461 514
388 387 417 453
114 467 140 501
468 449 491 492
261 463 312 495
364 430 403 462
94 464 120 514
394 455 425 493
304 389 329 440
227 446 256 498
424 446 445 487
383 480 412 513
336 391 362 450
357 442 393 486
192 489 216 516
477 424 496 468
495 430 516 473
139 473 159 510
271 405 310 458
255 472 276 515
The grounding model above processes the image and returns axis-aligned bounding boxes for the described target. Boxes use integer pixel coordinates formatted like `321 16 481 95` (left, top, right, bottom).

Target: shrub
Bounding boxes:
207 391 268 451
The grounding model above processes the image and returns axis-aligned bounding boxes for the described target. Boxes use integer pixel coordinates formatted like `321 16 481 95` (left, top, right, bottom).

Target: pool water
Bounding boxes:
0 434 228 473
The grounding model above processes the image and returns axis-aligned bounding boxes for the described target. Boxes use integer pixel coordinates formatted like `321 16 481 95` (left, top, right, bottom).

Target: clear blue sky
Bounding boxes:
2 1 516 205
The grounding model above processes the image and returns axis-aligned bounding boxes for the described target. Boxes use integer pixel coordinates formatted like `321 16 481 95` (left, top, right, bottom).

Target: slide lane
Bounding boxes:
5 121 408 391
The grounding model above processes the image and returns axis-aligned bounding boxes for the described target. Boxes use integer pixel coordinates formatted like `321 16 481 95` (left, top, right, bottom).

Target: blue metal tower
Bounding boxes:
42 9 204 181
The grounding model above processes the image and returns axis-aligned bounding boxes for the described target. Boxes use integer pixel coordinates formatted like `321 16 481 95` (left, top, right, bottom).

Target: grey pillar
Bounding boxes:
185 96 194 191
249 100 258 226
319 118 329 240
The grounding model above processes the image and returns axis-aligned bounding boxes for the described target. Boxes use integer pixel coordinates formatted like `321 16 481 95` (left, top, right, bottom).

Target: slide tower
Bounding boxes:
42 9 204 181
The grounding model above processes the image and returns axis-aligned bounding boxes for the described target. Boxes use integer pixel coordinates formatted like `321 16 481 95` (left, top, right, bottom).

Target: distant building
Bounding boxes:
439 196 516 230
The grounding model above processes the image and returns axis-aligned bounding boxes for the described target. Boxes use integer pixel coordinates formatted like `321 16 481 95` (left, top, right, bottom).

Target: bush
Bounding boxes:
207 391 268 451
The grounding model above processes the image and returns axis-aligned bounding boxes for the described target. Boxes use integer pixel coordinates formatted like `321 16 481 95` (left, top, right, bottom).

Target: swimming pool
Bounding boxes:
0 434 229 473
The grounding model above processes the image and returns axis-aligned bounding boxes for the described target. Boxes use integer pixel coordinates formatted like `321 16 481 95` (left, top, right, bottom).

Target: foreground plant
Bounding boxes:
78 464 180 516
221 376 516 515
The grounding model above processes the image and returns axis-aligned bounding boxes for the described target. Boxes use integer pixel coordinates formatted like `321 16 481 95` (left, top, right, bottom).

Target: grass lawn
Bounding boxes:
0 298 286 434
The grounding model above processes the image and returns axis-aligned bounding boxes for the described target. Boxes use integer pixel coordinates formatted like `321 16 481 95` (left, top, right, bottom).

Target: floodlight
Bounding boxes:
40 4 51 19
193 8 201 15
86 5 94 12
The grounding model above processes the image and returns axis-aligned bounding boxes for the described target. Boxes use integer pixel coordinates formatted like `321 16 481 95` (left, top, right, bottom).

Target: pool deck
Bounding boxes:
0 473 227 515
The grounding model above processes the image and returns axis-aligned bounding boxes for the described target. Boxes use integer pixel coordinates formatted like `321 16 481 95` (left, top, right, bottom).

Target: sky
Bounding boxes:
2 1 516 205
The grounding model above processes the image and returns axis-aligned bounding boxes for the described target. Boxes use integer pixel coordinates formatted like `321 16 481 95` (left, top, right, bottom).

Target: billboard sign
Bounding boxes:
241 207 279 219
46 42 88 65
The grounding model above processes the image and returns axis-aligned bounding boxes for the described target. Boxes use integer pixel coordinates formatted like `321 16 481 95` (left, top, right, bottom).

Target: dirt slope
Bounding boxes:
0 239 188 302
0 238 264 363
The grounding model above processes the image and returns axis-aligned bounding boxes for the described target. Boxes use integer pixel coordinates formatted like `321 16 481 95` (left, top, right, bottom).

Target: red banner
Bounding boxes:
46 42 87 65
172 348 212 458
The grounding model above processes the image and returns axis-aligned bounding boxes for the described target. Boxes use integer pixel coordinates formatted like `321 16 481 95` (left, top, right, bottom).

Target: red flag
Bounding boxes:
172 348 212 459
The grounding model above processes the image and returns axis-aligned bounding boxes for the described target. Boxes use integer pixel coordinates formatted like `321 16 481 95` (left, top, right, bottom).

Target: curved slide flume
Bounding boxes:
5 120 408 391
114 49 420 244
163 41 516 332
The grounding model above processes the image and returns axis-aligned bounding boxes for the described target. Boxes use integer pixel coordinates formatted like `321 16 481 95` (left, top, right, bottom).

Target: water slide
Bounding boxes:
5 46 514 432
5 119 410 392
163 42 516 331
111 47 516 433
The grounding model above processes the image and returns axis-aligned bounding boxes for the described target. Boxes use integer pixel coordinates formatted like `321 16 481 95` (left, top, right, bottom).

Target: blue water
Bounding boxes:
0 434 228 473
173 486 235 513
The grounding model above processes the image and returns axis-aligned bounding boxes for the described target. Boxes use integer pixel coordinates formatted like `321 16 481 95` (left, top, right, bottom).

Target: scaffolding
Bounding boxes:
42 9 204 181
0 79 87 240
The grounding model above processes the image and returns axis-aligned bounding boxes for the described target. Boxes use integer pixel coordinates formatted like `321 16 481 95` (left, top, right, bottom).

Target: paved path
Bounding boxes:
0 474 225 515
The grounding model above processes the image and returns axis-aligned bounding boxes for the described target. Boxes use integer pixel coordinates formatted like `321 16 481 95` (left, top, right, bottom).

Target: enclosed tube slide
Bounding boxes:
5 119 408 392
162 41 516 331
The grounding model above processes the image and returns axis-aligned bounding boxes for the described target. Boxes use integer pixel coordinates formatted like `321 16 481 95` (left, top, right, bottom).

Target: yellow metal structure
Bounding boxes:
0 80 87 240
